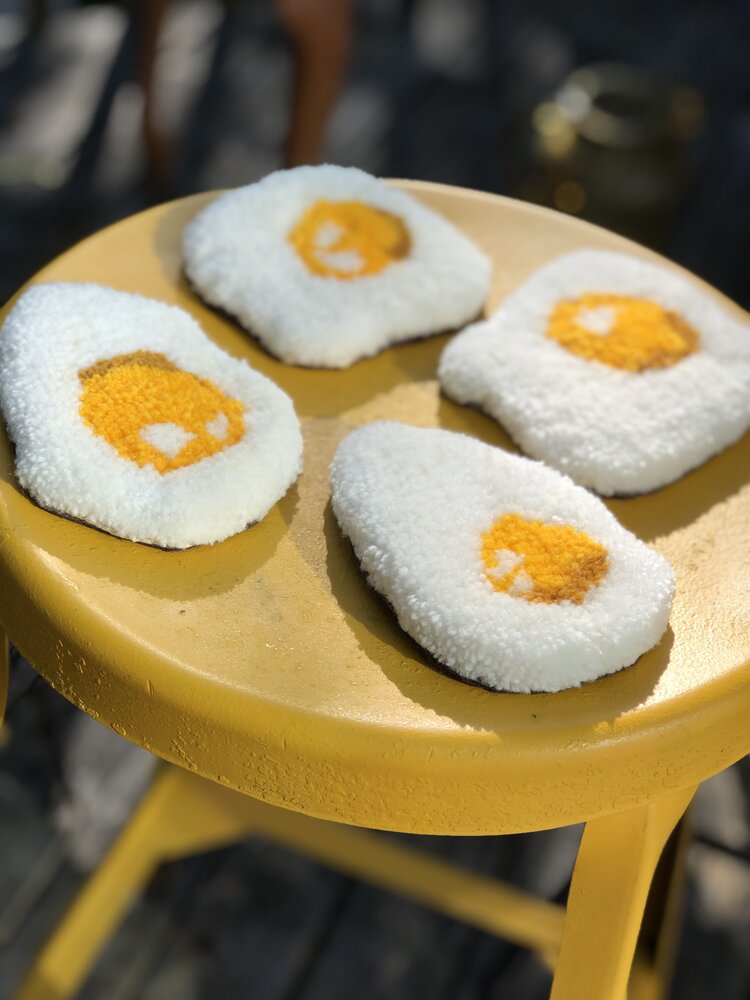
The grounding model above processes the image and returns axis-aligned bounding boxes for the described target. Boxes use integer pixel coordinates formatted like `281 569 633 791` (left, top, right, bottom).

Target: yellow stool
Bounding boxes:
1 185 749 1000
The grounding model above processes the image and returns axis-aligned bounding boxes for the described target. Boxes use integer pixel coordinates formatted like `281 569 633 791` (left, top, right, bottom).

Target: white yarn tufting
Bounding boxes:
0 283 303 548
183 165 491 368
439 249 750 495
329 422 674 693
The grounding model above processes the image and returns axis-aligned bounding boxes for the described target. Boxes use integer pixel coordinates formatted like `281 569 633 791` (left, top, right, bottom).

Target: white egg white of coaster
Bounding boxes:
0 283 303 548
183 165 491 368
330 422 674 694
438 249 750 496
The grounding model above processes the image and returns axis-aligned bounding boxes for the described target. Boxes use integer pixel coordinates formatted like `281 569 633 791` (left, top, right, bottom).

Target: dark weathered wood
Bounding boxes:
292 835 493 1000
73 839 350 1000
669 844 750 1000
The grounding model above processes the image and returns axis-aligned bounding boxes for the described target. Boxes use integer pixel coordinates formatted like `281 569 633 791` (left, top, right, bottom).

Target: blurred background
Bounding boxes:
1 1 749 997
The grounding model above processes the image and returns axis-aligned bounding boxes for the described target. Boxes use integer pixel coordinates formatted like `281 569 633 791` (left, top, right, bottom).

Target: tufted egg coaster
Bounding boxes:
438 249 750 496
0 283 303 548
182 165 491 369
329 422 674 693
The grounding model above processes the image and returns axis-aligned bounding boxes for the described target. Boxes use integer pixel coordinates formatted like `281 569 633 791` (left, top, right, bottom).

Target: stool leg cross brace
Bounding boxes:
12 756 694 1000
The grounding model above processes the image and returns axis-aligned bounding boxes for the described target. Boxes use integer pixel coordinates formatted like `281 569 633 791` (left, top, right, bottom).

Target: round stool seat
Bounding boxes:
1 184 748 835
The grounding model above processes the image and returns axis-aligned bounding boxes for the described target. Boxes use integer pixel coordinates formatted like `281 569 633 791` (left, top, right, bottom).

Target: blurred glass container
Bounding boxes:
528 63 705 246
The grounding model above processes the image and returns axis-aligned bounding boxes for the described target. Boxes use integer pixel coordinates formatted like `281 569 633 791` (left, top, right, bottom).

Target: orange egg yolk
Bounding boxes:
79 351 245 474
547 293 699 372
288 199 411 279
481 514 609 604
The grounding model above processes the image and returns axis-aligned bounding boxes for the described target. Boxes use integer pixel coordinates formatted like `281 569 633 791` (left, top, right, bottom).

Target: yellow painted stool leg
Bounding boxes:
224 781 565 955
629 806 692 1000
14 761 694 1000
12 764 265 1000
15 764 567 999
550 784 696 1000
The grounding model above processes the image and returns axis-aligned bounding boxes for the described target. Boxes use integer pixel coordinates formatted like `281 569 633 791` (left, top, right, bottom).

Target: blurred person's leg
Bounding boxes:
136 0 173 189
136 0 351 184
277 0 352 167
26 0 48 38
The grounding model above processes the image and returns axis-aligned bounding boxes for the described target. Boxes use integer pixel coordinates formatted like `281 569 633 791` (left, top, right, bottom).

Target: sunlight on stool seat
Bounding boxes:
2 183 749 1000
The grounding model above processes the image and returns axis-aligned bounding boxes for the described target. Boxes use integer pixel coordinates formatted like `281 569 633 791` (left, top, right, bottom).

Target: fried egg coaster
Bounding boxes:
0 283 303 548
329 422 674 693
439 249 750 495
183 165 491 368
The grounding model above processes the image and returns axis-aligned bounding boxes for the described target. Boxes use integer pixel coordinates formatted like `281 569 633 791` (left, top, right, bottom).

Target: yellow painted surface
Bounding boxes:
0 184 749 835
14 764 566 1000
550 784 694 1000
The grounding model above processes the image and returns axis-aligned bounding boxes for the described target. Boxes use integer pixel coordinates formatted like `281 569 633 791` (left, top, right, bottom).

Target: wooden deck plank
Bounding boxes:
74 840 350 1000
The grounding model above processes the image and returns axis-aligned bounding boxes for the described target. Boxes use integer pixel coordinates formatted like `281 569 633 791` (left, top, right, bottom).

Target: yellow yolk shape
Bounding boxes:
481 514 609 604
289 199 411 279
79 351 245 474
547 293 699 372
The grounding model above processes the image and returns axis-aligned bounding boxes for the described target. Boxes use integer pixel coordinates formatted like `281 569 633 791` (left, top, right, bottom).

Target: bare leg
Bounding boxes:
27 0 48 37
277 0 352 167
135 0 174 188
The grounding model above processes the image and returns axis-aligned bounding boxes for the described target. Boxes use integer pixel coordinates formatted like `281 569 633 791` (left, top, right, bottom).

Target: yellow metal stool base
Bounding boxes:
2 187 725 1000
552 784 694 1000
14 765 693 1000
